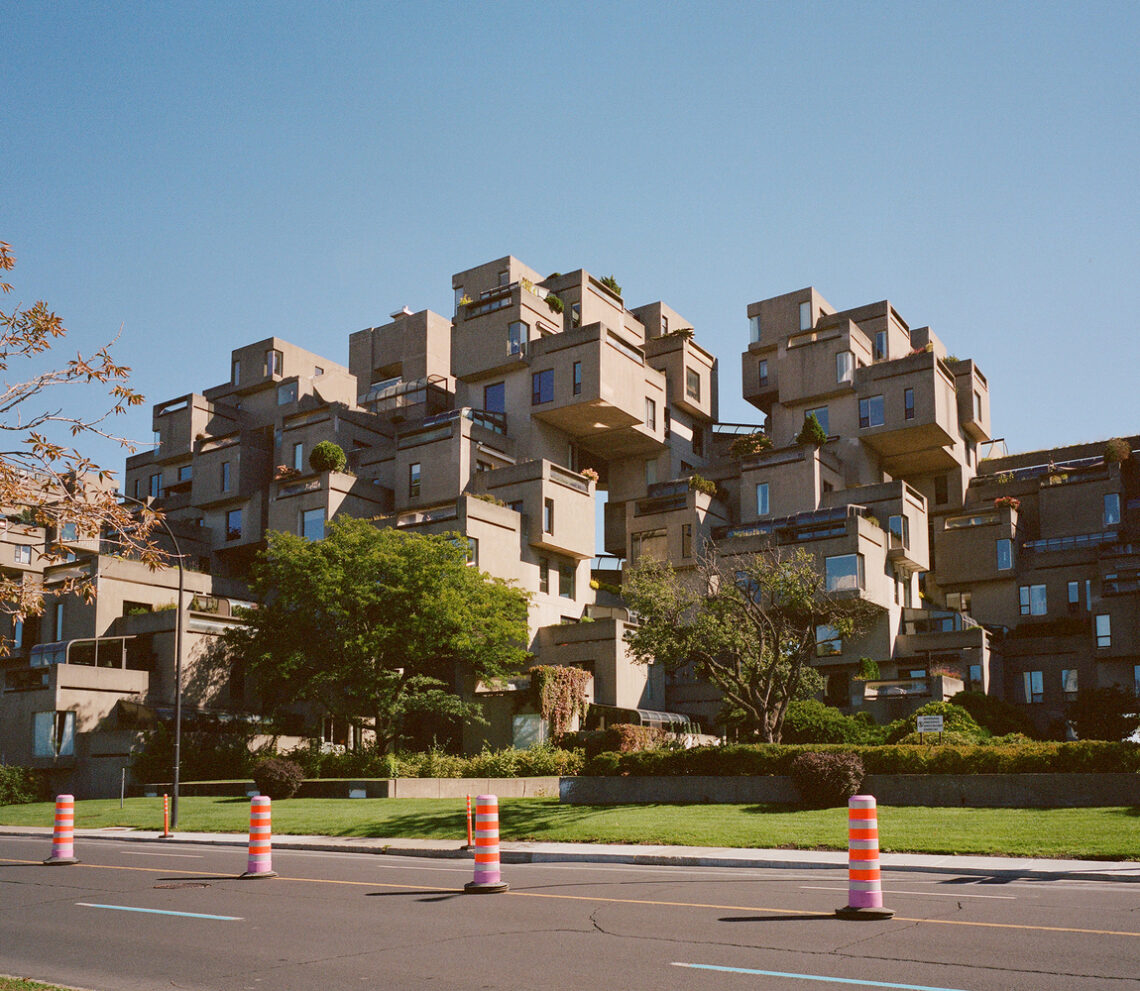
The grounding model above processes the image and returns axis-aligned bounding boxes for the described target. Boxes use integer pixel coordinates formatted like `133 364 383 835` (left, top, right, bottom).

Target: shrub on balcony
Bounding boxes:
545 293 564 314
854 657 880 681
580 467 599 482
728 431 772 458
599 275 622 297
796 413 828 447
309 441 346 473
994 495 1020 510
686 473 718 497
1104 437 1132 464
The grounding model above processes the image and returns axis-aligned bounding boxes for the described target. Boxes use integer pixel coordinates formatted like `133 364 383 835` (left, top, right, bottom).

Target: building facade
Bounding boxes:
3 256 1137 793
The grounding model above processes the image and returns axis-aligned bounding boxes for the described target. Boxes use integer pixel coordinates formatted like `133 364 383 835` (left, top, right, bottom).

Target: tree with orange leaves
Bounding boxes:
0 241 164 649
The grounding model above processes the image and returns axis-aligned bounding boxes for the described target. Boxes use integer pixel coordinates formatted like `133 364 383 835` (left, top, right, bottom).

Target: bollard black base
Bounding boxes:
464 880 509 894
43 856 79 865
836 905 894 920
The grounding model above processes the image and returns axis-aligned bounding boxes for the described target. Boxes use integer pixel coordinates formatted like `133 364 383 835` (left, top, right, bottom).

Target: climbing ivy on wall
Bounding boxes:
530 665 593 737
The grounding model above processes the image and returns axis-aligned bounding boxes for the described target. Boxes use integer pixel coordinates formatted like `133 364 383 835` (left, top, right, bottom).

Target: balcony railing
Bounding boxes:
1021 532 1116 554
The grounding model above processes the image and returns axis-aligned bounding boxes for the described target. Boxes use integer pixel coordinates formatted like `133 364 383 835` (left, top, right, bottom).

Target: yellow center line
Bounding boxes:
4 857 1137 939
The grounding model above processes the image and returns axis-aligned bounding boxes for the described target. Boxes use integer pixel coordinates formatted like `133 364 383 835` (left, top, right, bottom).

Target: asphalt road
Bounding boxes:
2 836 1139 991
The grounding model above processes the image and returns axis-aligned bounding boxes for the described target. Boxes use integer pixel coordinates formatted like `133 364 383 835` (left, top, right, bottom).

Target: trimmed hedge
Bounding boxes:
579 741 1140 777
789 751 865 807
282 743 584 780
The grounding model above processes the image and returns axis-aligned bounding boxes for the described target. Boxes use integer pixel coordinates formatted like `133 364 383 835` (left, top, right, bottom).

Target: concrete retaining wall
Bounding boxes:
559 773 1139 807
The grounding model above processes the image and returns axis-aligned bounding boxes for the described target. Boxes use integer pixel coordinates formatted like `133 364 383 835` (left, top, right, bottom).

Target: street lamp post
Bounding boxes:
118 492 184 830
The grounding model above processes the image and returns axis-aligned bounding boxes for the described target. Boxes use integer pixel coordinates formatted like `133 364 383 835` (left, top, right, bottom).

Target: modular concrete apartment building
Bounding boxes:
2 255 1137 793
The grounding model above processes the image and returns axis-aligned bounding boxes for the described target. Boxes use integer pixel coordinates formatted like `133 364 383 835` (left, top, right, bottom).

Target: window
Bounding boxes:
475 459 492 473
571 303 581 328
53 602 64 641
1095 613 1111 648
1085 578 1092 611
1104 493 1121 526
805 407 829 435
996 538 1012 571
539 558 549 594
1019 584 1047 616
292 443 304 471
758 359 769 387
974 390 983 420
685 368 701 401
149 473 162 498
904 387 914 420
133 478 141 499
969 664 982 686
314 366 324 377
14 544 31 565
799 301 812 331
836 350 853 384
645 398 656 430
663 408 671 439
1068 580 1081 612
858 395 884 428
60 523 78 542
226 509 242 541
508 321 528 356
454 286 465 313
498 269 509 287
221 462 232 492
1135 664 1140 698
483 382 505 414
1061 669 1079 700
645 459 657 487
277 381 298 405
933 475 948 505
409 462 421 498
631 529 667 564
264 349 283 376
300 508 324 542
532 369 554 405
1023 670 1044 704
178 464 193 482
572 361 582 396
756 482 769 516
815 624 842 656
825 553 864 592
543 498 554 534
661 314 669 335
465 537 479 567
889 514 910 548
692 425 704 457
231 359 241 385
749 314 761 343
873 331 887 360
558 561 575 599
12 618 22 650
33 711 75 757
681 523 693 559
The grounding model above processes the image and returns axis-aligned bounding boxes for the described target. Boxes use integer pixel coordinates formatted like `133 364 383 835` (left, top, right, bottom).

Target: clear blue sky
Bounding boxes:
5 1 1137 478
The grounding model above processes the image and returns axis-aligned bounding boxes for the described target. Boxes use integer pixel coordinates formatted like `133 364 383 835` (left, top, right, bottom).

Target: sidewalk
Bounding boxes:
4 824 1138 882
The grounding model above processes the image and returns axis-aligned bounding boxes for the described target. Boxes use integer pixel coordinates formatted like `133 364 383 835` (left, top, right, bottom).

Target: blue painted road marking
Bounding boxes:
76 903 241 921
672 962 969 991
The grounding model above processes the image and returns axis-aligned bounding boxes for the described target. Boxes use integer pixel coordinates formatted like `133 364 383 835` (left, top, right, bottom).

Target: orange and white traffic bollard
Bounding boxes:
464 794 508 894
239 795 277 879
161 793 171 838
43 794 79 865
836 794 893 920
464 794 473 849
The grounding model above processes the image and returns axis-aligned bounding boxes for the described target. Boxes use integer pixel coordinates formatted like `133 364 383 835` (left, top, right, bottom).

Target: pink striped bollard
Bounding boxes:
835 794 893 920
44 794 79 865
239 795 277 879
464 794 508 894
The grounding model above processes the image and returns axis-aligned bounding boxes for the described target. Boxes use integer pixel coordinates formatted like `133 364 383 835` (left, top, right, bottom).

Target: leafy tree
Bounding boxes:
0 241 161 647
624 544 879 742
225 518 530 750
1068 685 1140 741
950 690 1038 738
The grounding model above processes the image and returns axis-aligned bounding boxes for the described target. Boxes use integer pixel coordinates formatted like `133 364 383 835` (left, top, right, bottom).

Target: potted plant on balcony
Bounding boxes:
1104 438 1132 464
274 464 300 481
580 467 599 483
728 431 772 459
994 495 1020 510
545 293 564 314
687 473 718 497
599 275 623 297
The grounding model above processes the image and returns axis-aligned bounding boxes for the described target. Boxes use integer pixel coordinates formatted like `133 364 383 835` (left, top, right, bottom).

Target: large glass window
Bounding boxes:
178 464 193 482
873 331 887 360
645 398 656 430
572 362 582 396
538 557 549 594
1068 580 1081 611
264 349 283 376
686 368 701 401
904 387 915 420
758 359 769 387
277 381 298 405
1096 613 1111 648
508 321 528 356
226 509 242 541
15 544 32 565
1023 670 1043 704
149 473 162 498
301 508 325 542
825 554 864 592
815 624 842 656
1104 493 1121 526
12 618 22 649
1019 584 1047 616
749 314 761 343
799 301 812 330
836 351 853 384
858 395 884 428
484 382 505 413
33 711 75 757
221 462 232 492
231 359 241 385
889 514 910 548
996 538 1012 571
409 462 421 498
756 482 769 516
532 369 554 405
805 407 829 435
558 561 576 599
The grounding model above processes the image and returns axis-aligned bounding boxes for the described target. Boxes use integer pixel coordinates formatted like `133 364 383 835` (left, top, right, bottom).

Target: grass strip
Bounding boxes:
0 979 91 991
2 797 1137 860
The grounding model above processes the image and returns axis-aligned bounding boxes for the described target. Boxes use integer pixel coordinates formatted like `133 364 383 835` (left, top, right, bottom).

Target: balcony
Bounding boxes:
644 334 717 421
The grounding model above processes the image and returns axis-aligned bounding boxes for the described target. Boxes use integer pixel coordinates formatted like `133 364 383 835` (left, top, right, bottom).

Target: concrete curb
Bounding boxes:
3 825 1138 882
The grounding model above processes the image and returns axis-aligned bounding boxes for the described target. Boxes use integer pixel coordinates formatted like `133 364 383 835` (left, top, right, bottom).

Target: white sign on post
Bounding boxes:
916 715 944 734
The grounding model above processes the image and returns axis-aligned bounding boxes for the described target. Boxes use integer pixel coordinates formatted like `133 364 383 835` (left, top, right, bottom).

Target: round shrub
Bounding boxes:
789 751 865 808
885 701 985 744
252 757 305 800
950 691 1037 738
1104 437 1132 464
309 441 347 473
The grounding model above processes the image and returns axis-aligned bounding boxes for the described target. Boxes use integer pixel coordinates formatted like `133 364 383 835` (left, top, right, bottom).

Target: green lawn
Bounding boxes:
0 979 83 991
3 796 1138 860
